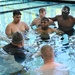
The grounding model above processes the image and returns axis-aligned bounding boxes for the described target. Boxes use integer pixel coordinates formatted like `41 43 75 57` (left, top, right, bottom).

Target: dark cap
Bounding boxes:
12 32 24 44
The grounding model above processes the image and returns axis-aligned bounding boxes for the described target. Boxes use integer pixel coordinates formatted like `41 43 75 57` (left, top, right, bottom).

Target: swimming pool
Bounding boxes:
0 1 75 75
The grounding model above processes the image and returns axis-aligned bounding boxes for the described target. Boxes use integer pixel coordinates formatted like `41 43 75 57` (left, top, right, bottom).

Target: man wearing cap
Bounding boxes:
0 32 29 74
3 32 26 63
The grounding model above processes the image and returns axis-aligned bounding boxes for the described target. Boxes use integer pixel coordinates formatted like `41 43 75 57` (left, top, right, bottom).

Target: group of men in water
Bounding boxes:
1 5 75 75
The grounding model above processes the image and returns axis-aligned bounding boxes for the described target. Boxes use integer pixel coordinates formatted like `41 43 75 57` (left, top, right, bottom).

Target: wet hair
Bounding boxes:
41 17 49 22
39 8 46 13
13 10 21 16
12 32 24 44
63 6 70 11
41 45 53 59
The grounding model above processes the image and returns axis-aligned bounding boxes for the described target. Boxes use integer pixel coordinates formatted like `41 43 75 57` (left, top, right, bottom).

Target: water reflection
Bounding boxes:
0 30 75 74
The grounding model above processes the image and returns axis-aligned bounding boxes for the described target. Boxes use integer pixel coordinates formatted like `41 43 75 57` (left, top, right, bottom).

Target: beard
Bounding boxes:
62 13 69 20
42 26 49 30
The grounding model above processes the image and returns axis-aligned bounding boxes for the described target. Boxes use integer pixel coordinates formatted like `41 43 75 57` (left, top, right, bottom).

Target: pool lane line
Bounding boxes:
0 3 59 14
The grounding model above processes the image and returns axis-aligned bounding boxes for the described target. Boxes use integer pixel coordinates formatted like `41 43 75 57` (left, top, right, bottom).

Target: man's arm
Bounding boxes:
49 16 59 28
5 25 12 38
50 28 64 35
74 18 75 24
49 19 55 25
30 19 36 27
54 28 64 35
31 18 40 30
24 22 29 31
49 16 58 21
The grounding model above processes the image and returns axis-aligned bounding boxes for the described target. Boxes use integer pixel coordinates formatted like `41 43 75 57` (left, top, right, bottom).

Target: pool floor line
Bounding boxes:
0 1 36 7
0 3 59 14
0 1 10 2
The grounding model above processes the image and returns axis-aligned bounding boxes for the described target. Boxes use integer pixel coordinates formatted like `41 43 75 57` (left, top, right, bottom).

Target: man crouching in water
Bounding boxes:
3 32 26 63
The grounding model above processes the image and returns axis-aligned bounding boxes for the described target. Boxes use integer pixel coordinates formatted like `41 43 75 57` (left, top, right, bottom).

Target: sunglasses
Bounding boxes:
62 10 69 13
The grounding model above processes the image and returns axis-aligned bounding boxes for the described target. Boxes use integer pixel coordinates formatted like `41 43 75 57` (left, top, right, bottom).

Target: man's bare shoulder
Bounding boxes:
6 22 13 27
56 15 62 18
20 21 27 25
33 17 40 21
69 15 75 19
40 62 64 70
68 15 75 23
50 15 61 21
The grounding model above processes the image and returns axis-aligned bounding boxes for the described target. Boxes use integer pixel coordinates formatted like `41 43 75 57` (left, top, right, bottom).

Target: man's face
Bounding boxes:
13 15 21 23
62 8 69 19
41 20 49 30
39 11 46 18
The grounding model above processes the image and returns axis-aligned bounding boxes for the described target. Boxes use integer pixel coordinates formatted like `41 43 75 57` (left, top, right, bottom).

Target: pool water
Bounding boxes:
0 1 75 75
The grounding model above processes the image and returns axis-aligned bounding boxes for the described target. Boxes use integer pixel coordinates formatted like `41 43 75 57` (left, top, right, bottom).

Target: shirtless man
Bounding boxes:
35 17 63 34
49 6 75 36
30 8 54 28
31 45 69 75
5 10 29 38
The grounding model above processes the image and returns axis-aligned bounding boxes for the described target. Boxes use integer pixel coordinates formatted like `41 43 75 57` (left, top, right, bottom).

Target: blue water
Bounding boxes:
0 1 75 75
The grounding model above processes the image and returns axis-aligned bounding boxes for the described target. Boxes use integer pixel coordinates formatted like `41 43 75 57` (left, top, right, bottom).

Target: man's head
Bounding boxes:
41 45 54 60
39 8 46 18
12 32 24 47
41 17 49 30
13 10 21 23
62 6 70 19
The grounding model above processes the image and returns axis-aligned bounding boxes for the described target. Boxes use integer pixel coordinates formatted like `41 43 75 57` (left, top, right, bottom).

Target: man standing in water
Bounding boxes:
32 45 69 75
5 10 29 38
49 6 75 36
30 8 54 28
